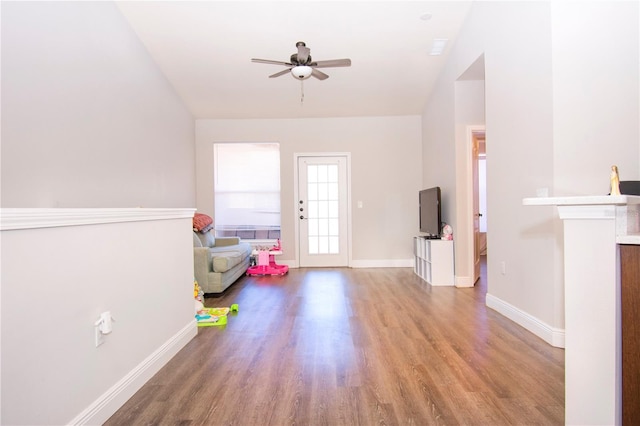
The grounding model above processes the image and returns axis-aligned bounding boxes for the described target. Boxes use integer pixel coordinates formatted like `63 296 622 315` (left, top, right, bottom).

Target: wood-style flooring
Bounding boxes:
105 258 564 425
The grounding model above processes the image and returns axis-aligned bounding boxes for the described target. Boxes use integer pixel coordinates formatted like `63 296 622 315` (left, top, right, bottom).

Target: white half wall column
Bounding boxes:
523 195 640 426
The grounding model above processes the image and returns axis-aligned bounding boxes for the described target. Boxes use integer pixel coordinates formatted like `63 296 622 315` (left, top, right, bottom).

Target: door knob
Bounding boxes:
300 215 306 220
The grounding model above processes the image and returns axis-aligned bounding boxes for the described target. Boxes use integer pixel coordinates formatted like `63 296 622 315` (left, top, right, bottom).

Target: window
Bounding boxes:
213 143 281 240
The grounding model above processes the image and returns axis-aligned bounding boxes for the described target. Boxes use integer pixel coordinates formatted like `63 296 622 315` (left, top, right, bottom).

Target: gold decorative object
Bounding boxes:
610 165 621 196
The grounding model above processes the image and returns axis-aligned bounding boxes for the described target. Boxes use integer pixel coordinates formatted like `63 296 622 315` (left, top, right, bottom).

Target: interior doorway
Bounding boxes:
468 126 486 285
473 130 487 283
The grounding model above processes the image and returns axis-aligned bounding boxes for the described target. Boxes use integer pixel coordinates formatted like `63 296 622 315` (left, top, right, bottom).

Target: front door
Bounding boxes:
297 155 349 267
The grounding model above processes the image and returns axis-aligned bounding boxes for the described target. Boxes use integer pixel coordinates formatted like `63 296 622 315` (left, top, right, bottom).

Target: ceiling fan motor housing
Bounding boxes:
290 54 312 65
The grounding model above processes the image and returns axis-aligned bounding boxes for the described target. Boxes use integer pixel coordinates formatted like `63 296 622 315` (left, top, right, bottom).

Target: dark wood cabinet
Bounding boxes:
620 244 640 426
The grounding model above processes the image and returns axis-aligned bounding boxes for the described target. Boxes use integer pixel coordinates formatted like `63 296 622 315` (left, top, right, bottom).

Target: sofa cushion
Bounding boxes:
209 244 251 273
196 230 215 248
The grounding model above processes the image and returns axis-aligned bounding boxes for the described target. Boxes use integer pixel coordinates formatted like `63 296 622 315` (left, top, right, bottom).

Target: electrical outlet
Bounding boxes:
501 261 506 275
95 326 105 347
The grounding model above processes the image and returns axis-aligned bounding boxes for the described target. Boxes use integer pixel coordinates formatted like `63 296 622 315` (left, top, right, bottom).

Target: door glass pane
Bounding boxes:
328 183 338 200
308 218 318 236
328 201 338 218
308 200 318 219
306 162 340 256
318 183 328 200
327 165 338 182
318 218 329 236
318 236 329 254
329 218 339 235
318 200 329 218
318 165 328 182
308 165 318 183
308 183 318 201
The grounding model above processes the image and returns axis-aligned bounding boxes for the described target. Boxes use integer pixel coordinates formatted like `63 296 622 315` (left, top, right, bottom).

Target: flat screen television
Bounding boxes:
419 186 442 238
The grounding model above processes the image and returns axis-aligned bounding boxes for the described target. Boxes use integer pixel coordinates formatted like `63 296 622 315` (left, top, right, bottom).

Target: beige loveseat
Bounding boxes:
193 231 252 294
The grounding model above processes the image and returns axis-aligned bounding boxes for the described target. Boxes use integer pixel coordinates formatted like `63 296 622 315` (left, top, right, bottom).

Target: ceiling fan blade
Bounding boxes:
269 68 292 78
297 43 310 64
311 69 329 80
251 58 293 66
311 59 352 68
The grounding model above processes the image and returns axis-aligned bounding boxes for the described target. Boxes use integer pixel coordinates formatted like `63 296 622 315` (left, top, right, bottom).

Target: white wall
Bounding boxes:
421 77 457 233
1 2 199 423
196 116 422 265
1 1 196 208
422 0 639 345
482 2 559 339
551 1 640 195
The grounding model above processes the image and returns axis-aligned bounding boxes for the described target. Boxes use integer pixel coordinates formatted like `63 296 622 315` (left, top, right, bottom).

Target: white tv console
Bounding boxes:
413 236 454 286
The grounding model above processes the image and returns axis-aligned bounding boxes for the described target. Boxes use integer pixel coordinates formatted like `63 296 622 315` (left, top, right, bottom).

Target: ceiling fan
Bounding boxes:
251 41 351 81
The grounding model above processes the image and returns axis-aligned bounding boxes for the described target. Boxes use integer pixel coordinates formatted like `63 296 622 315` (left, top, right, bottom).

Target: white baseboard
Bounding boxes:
70 320 197 425
455 275 474 288
486 293 565 348
350 259 414 268
280 259 414 269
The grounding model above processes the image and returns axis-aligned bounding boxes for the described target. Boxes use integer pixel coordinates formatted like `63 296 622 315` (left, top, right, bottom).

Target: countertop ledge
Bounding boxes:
523 195 640 206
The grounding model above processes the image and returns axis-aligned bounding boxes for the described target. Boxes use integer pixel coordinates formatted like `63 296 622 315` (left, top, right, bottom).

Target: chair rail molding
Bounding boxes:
0 208 196 230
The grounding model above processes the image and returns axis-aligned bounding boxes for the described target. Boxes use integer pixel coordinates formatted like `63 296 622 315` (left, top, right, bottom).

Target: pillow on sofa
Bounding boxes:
193 213 213 232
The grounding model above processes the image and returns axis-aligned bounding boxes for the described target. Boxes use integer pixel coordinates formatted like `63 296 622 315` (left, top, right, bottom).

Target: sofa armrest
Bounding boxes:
214 237 241 247
193 247 210 289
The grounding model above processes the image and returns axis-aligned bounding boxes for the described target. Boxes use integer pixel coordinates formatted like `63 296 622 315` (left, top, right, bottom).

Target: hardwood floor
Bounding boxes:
105 258 564 425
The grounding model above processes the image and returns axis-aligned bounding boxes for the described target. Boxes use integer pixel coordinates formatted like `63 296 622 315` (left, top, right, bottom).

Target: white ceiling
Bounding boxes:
116 1 473 119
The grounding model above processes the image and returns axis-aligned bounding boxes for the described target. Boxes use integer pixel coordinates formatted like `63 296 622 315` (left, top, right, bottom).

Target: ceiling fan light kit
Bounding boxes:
291 65 313 80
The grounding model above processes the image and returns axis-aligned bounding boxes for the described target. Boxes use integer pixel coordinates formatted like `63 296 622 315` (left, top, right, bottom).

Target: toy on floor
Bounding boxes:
194 280 205 312
196 307 229 327
246 239 289 276
194 279 238 327
195 306 239 327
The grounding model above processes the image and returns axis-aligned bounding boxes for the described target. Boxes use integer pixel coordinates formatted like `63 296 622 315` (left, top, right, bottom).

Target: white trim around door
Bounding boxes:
294 153 352 268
